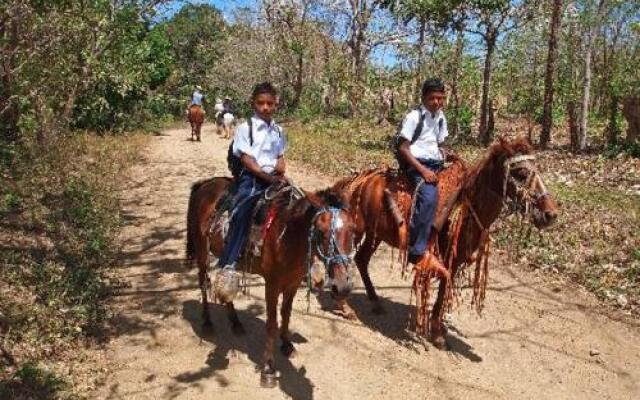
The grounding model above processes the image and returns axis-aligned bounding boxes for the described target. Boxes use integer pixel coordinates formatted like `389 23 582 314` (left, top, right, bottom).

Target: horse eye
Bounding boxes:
512 168 529 180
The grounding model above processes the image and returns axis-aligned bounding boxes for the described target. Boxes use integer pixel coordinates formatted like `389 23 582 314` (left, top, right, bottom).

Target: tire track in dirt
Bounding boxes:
96 124 640 400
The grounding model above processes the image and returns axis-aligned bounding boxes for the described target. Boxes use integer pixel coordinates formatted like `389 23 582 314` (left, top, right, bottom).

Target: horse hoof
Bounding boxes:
260 370 278 388
344 310 358 321
431 335 448 350
280 342 297 358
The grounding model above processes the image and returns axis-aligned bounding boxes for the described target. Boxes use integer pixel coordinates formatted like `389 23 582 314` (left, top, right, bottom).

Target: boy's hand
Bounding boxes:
274 157 286 175
420 168 438 184
269 173 288 185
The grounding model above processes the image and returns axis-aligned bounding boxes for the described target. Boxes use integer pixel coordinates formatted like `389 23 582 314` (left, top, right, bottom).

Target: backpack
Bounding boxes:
393 109 444 170
227 117 253 178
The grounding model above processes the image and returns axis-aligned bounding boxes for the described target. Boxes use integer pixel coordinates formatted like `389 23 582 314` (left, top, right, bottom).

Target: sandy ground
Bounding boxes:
94 124 640 400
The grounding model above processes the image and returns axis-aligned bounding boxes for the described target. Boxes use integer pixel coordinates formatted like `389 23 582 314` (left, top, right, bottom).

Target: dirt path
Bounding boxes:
96 124 640 400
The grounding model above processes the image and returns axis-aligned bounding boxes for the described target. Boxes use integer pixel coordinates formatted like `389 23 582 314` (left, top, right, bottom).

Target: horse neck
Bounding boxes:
276 197 317 261
465 151 507 229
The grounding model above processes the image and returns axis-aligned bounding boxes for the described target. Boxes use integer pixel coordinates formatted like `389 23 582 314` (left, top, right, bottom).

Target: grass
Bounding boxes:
0 132 147 398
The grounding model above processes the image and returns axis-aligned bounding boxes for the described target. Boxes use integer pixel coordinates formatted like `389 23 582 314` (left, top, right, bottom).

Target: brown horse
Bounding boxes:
188 105 205 141
186 177 356 387
334 137 559 348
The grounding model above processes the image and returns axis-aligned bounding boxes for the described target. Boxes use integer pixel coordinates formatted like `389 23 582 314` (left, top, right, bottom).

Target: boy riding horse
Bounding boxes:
213 82 287 301
397 78 454 270
187 85 205 121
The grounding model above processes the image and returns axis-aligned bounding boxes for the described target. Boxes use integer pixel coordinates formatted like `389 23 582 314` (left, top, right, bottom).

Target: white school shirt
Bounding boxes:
399 106 448 161
191 90 203 106
233 116 286 173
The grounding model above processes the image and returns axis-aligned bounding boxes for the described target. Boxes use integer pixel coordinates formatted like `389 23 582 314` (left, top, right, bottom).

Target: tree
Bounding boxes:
166 4 226 88
0 0 172 141
577 0 607 151
467 0 529 146
540 0 564 149
263 0 315 110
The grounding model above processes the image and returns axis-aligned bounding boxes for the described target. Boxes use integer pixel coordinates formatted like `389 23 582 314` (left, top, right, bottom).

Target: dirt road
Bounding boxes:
95 124 640 400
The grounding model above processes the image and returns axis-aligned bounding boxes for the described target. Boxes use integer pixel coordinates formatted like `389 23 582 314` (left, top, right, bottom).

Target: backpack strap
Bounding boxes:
411 108 426 144
247 116 254 146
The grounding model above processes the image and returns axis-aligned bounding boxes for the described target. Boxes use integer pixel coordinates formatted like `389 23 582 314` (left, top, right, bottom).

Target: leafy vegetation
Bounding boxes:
0 133 147 398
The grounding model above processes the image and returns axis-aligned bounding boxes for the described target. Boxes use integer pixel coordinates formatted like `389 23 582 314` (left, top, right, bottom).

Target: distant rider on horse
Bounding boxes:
186 85 205 121
213 82 287 300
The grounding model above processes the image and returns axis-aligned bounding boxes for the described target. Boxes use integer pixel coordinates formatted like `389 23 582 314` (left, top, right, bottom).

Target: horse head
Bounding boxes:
494 137 559 228
303 189 356 301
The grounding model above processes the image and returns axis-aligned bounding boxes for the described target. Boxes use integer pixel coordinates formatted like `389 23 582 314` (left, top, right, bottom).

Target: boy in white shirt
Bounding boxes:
215 82 287 299
397 78 450 265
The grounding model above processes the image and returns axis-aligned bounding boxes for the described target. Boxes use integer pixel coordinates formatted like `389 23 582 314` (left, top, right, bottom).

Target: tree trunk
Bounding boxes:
578 0 607 151
540 0 563 149
450 23 465 138
0 15 20 142
478 28 496 146
606 95 619 146
567 101 579 150
348 0 369 117
622 95 639 144
291 52 304 110
415 19 426 104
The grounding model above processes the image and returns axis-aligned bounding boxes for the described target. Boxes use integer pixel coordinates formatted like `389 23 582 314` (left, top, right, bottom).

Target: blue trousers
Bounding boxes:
217 173 269 268
407 160 443 258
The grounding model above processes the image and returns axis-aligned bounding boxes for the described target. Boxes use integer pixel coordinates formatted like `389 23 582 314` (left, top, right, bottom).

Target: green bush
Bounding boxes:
0 362 68 400
0 133 145 397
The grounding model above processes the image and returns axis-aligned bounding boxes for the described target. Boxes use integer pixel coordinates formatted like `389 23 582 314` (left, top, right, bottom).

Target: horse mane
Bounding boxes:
279 186 349 226
462 136 534 192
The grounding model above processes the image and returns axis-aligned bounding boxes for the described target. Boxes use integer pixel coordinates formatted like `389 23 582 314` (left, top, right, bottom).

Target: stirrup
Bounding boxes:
212 265 240 303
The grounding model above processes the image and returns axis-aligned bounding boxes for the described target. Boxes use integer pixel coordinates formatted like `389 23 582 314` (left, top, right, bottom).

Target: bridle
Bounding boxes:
306 207 355 290
502 154 550 214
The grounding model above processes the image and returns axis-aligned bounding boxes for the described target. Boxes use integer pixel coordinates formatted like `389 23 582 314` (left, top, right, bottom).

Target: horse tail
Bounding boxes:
185 178 214 268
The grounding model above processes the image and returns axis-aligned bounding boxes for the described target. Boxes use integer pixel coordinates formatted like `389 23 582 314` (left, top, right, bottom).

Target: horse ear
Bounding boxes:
497 135 515 157
511 136 534 154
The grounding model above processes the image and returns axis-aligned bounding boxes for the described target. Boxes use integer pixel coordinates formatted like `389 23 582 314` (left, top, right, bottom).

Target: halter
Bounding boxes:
306 207 354 292
502 154 550 207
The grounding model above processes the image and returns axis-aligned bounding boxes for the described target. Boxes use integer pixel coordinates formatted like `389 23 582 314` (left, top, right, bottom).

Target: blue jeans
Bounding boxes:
217 172 269 268
407 159 443 258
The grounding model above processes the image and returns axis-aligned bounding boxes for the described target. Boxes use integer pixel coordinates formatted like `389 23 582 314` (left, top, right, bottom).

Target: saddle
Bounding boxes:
210 182 304 260
385 158 468 232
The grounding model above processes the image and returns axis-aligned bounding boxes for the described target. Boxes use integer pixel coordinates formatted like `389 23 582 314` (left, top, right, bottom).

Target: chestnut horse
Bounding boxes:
334 137 559 348
186 177 356 387
188 105 205 141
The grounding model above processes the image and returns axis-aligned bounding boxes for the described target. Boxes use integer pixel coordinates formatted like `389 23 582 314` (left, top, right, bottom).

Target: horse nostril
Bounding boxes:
331 285 339 297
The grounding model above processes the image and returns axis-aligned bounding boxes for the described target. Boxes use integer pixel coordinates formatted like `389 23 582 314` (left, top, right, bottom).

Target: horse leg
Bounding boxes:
429 276 450 350
279 286 297 358
355 235 383 313
226 301 245 335
260 281 279 388
198 267 213 329
197 123 202 141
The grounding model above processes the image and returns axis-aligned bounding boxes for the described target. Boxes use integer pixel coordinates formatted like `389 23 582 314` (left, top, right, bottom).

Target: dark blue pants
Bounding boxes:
407 160 442 258
217 173 269 268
